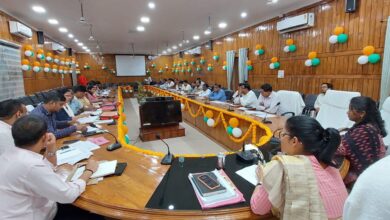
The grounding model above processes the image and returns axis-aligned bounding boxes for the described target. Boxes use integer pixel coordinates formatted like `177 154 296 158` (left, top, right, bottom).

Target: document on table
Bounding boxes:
77 116 100 124
244 110 277 118
210 101 227 105
69 140 100 152
235 165 258 186
56 148 92 166
94 119 114 124
70 160 118 181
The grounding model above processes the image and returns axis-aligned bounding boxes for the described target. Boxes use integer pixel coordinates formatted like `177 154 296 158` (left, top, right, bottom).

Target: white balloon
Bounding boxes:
357 55 369 65
37 54 43 59
54 59 59 64
254 50 259 56
76 64 79 67
305 59 313 67
44 67 50 73
33 66 40 72
52 69 58 73
60 61 65 65
180 103 185 110
269 63 275 70
59 69 64 74
46 57 52 62
207 118 215 127
329 35 338 44
232 128 242 138
283 46 290 53
65 62 70 65
63 70 68 74
21 65 30 71
24 50 33 57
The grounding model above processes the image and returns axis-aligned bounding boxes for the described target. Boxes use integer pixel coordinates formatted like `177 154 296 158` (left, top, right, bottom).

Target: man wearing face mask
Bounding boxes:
31 91 87 139
0 99 27 155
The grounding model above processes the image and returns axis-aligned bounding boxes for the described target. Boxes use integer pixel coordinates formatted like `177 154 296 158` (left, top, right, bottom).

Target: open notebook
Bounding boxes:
70 160 118 181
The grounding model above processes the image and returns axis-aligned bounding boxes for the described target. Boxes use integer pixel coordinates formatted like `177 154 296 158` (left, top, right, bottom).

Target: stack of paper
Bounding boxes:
244 110 277 118
210 101 227 105
69 140 100 152
235 165 258 186
56 141 100 165
82 109 103 116
87 137 110 146
77 116 100 124
94 119 114 124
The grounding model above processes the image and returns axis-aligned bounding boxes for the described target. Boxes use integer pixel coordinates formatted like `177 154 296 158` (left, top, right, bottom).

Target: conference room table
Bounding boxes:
56 89 285 220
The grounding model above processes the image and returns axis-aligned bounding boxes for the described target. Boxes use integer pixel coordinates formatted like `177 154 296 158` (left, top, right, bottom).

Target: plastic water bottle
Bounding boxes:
178 156 185 168
217 152 225 170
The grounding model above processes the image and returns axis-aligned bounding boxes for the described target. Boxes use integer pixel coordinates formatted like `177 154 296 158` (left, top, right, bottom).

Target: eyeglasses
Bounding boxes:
275 130 292 139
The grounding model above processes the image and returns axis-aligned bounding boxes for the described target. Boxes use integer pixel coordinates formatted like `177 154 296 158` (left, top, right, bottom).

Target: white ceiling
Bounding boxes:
0 0 319 55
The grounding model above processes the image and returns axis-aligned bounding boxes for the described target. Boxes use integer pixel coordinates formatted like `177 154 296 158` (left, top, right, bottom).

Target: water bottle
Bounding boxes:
217 152 225 170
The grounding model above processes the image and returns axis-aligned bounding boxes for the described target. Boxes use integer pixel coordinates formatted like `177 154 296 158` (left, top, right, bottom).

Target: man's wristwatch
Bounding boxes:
46 151 56 157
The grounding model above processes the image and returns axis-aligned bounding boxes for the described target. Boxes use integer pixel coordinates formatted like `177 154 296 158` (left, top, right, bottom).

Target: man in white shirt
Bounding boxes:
182 80 192 92
175 81 184 91
256 83 281 114
0 99 27 155
0 115 98 220
314 83 333 112
167 78 175 89
197 84 212 97
232 83 244 103
234 83 258 108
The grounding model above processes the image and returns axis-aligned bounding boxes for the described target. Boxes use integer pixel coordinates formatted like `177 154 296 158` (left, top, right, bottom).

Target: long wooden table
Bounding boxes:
57 89 285 219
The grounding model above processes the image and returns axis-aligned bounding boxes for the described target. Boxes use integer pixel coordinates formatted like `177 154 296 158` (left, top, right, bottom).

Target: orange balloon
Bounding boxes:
223 61 227 65
25 45 33 50
271 57 278 63
214 52 218 56
122 126 129 134
33 61 40 66
205 110 214 118
308 51 317 59
46 52 53 57
201 57 205 59
122 113 127 121
54 55 59 59
208 64 212 66
37 49 44 54
44 63 50 67
362 46 375 56
59 66 63 69
255 44 263 50
52 65 58 69
229 118 239 128
21 59 29 65
286 39 294 45
246 60 252 65
333 26 344 35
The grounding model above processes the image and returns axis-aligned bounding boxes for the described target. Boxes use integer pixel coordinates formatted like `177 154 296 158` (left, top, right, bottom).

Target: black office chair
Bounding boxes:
302 94 318 116
28 95 41 106
18 96 34 106
35 92 46 103
253 89 261 98
224 90 233 101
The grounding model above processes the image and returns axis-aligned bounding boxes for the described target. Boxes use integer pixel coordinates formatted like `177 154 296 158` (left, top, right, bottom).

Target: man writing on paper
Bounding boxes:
31 91 87 139
0 115 98 219
233 83 258 108
256 83 280 114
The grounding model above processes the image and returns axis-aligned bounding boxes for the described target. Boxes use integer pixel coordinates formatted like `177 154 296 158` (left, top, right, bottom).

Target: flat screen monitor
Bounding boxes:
139 100 182 128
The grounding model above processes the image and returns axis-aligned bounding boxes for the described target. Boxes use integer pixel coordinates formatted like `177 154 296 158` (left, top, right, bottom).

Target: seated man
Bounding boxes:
31 91 86 139
314 82 333 112
167 78 175 89
232 83 244 103
0 115 99 219
0 99 27 155
159 79 168 89
197 84 212 97
256 83 280 114
182 80 192 92
234 83 258 108
209 84 227 101
176 81 184 91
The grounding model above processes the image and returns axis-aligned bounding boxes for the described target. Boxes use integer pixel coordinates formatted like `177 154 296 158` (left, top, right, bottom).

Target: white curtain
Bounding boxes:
380 16 390 107
238 48 248 83
226 50 235 90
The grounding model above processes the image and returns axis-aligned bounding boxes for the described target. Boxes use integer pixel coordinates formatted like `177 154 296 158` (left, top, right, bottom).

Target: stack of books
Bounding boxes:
188 169 245 209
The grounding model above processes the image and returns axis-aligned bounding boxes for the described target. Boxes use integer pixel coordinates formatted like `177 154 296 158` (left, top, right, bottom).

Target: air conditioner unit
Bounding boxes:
49 42 66 53
276 13 315 34
9 21 33 38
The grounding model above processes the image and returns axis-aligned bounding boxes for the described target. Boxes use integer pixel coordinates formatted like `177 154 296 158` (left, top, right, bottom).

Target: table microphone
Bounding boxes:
262 102 280 124
236 142 256 163
156 134 174 165
105 130 122 151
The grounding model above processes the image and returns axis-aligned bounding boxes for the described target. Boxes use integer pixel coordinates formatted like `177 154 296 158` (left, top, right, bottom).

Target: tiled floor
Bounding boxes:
124 98 228 155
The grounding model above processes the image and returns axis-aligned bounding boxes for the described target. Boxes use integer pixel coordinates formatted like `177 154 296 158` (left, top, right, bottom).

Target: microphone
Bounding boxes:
156 134 174 165
236 141 256 163
88 124 121 151
262 102 280 124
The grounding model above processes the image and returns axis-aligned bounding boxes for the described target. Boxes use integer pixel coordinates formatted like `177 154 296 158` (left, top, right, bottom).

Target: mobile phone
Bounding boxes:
62 139 79 145
60 145 70 150
197 174 220 190
114 162 127 176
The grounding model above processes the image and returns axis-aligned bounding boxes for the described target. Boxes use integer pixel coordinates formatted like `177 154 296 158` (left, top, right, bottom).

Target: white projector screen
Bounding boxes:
115 55 146 76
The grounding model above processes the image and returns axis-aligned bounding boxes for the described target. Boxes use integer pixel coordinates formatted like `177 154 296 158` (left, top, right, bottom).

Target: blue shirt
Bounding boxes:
30 104 76 139
69 98 82 114
209 89 227 101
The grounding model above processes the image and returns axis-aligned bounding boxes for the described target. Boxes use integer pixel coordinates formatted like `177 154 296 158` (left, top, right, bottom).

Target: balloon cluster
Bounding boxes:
187 67 192 73
200 57 206 65
191 59 196 66
177 62 182 67
222 61 227 71
226 118 242 138
24 45 34 57
269 57 280 70
196 65 202 72
329 26 348 44
173 62 177 68
204 110 215 127
165 64 169 70
151 63 156 68
254 44 265 56
83 63 91 70
184 60 189 66
247 60 253 71
357 46 381 65
158 68 163 74
207 64 213 71
283 39 297 53
213 52 219 61
181 67 185 73
305 52 320 67
46 52 53 62
36 49 45 60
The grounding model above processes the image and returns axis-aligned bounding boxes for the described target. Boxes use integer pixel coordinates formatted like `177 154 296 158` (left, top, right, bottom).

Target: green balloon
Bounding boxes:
125 135 130 144
247 65 253 71
258 49 265 55
289 44 297 52
227 126 233 135
337 34 348 43
312 58 321 66
204 117 209 122
368 53 381 64
123 121 127 125
273 62 280 69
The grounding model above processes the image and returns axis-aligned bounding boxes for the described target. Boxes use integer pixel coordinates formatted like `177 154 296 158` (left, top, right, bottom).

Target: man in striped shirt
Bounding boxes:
31 91 87 139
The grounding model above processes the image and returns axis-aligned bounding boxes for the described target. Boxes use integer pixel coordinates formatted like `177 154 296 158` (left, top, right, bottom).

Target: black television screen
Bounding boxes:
139 100 182 128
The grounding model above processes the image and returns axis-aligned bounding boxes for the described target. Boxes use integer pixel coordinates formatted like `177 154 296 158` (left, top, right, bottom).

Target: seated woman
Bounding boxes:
251 116 348 219
335 96 387 186
86 84 100 103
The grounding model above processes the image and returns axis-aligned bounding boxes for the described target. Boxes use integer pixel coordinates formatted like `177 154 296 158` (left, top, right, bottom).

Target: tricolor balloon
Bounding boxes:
222 61 227 71
269 57 280 70
52 65 58 73
43 63 51 73
213 52 219 61
46 52 53 62
21 59 30 71
357 46 381 65
246 60 253 71
254 44 265 56
24 45 34 57
305 52 320 67
283 39 297 53
200 57 206 65
191 59 196 66
329 26 348 44
207 64 213 71
33 61 41 73
196 65 202 72
36 49 45 60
